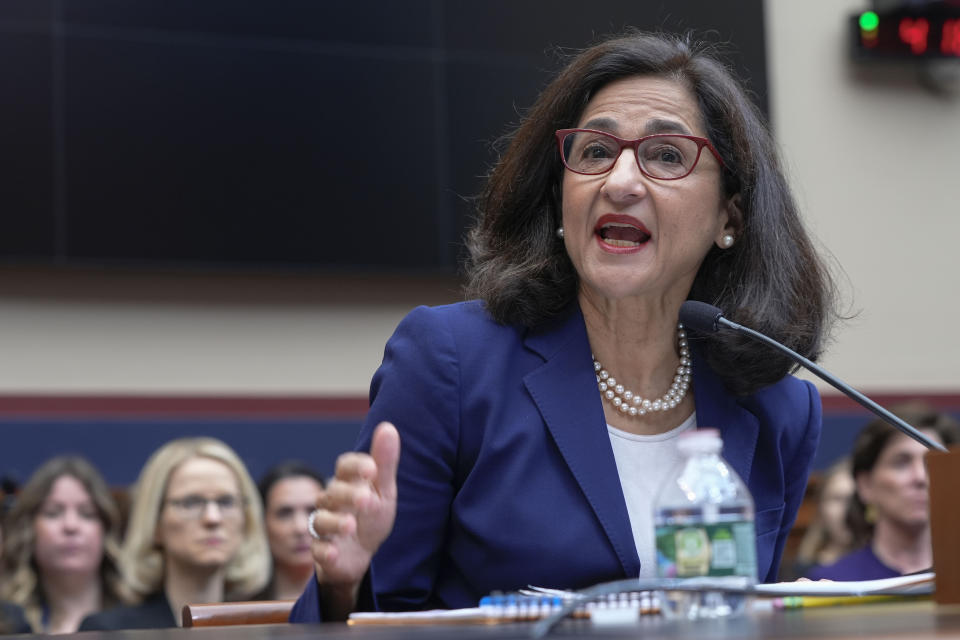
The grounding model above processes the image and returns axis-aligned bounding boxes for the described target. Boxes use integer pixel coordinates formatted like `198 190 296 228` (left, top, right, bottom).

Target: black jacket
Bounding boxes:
79 593 177 631
0 601 30 634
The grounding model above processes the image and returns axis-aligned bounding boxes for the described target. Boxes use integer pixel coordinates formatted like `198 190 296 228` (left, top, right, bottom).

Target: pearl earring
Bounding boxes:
556 227 564 239
720 234 734 248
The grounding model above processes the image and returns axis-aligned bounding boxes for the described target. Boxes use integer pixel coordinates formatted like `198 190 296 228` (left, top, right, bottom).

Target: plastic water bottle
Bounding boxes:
652 428 756 619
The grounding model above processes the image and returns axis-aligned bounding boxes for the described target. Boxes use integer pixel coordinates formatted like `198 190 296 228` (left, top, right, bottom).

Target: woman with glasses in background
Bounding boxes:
0 456 132 633
80 437 269 630
294 31 838 621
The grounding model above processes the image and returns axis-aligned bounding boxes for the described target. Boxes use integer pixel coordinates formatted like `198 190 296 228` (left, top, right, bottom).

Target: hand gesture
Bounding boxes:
308 421 399 614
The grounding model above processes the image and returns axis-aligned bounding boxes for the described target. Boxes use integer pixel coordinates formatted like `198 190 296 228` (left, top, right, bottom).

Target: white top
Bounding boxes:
607 411 697 578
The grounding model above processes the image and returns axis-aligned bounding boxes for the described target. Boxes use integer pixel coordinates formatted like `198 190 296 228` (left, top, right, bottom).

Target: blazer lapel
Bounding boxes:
691 344 759 484
522 307 641 578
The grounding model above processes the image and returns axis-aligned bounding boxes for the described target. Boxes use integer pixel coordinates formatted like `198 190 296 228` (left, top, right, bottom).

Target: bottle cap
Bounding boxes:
677 428 722 455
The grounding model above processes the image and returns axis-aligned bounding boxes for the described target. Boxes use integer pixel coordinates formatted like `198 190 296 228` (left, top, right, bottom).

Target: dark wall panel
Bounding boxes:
62 0 435 46
64 39 440 267
0 0 767 272
0 29 56 259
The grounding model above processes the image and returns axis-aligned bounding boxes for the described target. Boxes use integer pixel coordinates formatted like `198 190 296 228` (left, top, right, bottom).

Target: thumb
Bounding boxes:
370 421 400 501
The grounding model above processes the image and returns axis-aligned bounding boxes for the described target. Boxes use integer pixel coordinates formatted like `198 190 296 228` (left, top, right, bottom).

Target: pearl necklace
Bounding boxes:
593 324 691 417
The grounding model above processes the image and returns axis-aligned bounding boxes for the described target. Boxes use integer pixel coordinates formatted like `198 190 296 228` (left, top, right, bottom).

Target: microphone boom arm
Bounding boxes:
718 316 947 453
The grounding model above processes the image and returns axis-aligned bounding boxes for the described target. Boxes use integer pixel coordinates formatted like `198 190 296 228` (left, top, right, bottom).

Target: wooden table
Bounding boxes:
25 601 960 640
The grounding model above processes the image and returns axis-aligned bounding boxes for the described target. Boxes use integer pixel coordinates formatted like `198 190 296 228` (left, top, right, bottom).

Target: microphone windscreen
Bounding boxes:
679 300 723 333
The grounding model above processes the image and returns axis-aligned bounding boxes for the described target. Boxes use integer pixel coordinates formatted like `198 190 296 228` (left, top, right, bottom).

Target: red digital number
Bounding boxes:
899 17 929 54
942 19 960 56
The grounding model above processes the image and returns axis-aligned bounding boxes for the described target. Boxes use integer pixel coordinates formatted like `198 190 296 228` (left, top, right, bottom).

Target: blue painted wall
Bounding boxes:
4 409 958 488
4 418 362 487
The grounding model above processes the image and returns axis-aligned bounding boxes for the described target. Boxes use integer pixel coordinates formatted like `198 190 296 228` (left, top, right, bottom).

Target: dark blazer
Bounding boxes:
0 601 30 634
291 301 820 621
805 546 901 581
79 593 176 631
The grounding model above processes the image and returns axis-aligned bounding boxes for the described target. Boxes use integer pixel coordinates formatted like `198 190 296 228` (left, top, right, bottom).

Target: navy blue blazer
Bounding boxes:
291 301 820 621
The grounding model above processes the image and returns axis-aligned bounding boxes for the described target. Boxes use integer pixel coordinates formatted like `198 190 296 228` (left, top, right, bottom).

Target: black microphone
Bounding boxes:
680 300 947 453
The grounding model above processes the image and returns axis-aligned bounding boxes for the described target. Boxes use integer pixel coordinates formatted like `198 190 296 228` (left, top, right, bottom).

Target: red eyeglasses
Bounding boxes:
556 128 725 180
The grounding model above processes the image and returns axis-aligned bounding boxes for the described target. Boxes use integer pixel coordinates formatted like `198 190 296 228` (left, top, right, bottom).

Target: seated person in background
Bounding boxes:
1 474 17 557
80 437 270 630
0 456 132 633
1 475 32 636
806 404 959 580
783 457 855 580
256 461 325 600
293 29 837 622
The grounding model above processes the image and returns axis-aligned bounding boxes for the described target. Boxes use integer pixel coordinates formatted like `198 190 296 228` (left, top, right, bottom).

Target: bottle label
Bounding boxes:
655 520 757 579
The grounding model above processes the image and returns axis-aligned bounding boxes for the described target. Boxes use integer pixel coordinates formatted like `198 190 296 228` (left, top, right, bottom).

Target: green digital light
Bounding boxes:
859 11 880 31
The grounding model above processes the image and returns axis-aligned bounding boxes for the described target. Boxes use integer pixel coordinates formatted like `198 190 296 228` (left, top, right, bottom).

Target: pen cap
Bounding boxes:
662 429 752 512
676 428 723 457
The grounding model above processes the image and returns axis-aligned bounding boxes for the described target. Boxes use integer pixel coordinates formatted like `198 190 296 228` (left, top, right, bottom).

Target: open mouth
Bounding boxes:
594 215 651 250
598 223 650 247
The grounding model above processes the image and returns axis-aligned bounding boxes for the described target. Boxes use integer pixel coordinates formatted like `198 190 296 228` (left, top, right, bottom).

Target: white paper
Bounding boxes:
752 572 934 597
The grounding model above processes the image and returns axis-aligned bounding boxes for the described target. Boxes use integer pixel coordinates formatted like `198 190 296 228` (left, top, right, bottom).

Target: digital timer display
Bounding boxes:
851 6 960 59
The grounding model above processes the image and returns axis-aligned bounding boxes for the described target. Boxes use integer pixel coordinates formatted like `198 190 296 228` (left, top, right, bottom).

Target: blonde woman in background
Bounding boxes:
80 437 270 630
0 456 132 633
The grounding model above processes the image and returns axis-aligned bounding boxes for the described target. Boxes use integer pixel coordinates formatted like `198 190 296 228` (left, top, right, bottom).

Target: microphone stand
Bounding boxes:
715 315 947 453
706 306 960 606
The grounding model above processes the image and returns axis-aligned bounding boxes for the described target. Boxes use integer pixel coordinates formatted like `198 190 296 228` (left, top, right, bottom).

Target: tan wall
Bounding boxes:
767 0 960 391
1 1 957 396
0 269 460 395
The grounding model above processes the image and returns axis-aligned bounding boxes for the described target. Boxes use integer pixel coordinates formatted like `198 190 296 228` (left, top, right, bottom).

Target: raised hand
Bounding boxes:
307 422 400 618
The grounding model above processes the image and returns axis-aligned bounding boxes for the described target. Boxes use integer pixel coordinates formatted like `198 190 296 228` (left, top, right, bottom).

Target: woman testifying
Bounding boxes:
294 31 835 621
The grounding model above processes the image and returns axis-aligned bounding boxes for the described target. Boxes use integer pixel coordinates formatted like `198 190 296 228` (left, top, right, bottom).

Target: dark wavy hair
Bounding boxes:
465 31 836 395
257 460 325 506
255 460 325 600
846 403 960 548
